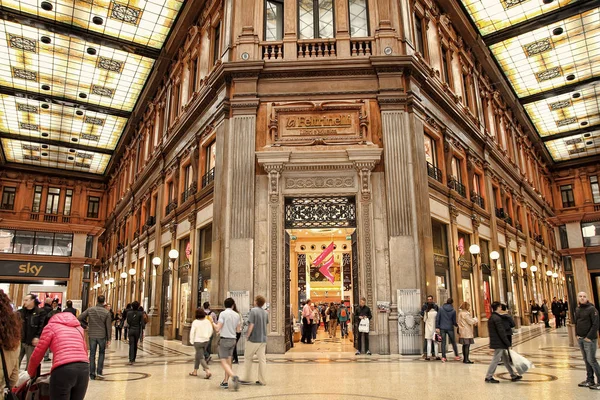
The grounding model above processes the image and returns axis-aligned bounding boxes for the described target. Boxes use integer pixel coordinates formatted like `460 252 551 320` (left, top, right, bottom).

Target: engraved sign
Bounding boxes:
282 113 356 137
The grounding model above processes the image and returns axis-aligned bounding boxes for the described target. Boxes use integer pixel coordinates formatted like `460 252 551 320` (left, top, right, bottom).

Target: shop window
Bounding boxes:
591 176 600 204
265 0 284 41
53 233 73 256
13 231 34 254
35 232 54 255
64 189 73 216
348 0 368 37
46 187 60 214
414 13 426 56
298 0 335 39
582 221 600 247
0 229 14 253
1 186 16 210
212 22 221 65
87 196 100 218
560 184 575 208
32 185 42 213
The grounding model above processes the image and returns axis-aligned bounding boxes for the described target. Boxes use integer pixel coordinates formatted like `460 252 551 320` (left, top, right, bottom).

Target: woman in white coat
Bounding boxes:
423 303 440 361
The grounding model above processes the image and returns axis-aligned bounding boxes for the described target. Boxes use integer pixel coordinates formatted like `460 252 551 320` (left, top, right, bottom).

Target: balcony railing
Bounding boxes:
202 168 215 188
594 204 600 212
181 182 198 203
0 203 14 210
165 201 177 215
350 38 373 56
495 208 506 219
505 216 513 226
534 235 545 246
44 214 58 223
298 39 336 58
471 193 485 209
448 178 466 198
426 162 443 183
261 41 284 60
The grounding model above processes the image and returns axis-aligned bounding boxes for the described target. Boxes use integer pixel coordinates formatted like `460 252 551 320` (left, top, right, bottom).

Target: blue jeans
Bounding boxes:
579 337 600 383
88 338 106 377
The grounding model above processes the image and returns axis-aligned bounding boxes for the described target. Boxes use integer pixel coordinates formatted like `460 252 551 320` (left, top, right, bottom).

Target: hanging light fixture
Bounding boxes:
129 268 136 276
546 270 552 277
530 265 538 272
468 244 480 255
152 257 162 266
120 272 127 279
109 277 115 283
519 261 528 269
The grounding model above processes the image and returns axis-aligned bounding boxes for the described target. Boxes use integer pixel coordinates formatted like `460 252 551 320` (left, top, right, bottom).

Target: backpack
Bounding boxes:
329 307 337 318
340 308 347 318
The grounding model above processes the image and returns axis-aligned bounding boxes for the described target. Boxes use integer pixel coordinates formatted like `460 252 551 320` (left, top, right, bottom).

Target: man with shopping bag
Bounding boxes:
485 302 522 384
575 292 600 390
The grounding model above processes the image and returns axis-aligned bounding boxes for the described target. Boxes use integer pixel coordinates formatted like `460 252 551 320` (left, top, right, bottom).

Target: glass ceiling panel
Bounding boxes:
460 0 578 36
0 94 125 149
2 138 111 174
1 0 185 49
545 129 600 161
0 20 154 112
489 8 600 98
523 86 600 137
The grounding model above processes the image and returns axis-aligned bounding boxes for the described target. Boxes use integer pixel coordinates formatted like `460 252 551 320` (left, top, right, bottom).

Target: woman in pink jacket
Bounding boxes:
27 312 89 400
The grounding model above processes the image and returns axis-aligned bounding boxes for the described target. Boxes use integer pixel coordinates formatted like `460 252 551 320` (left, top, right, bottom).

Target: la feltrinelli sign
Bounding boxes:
0 261 71 279
268 100 370 146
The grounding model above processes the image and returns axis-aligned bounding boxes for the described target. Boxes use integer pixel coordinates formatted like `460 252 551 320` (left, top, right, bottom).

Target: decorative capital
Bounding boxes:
471 214 481 229
449 204 459 222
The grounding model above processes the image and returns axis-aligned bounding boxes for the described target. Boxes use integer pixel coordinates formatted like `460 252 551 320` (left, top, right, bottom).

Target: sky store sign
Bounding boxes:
0 261 70 279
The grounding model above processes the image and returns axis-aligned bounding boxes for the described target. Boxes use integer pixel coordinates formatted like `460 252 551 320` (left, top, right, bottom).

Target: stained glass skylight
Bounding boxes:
545 130 600 161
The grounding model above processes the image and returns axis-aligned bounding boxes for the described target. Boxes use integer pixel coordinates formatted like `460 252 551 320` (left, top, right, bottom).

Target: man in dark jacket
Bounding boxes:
18 293 46 369
541 299 550 328
63 300 78 316
559 298 567 327
551 297 561 328
575 292 600 390
435 298 459 361
485 301 521 383
500 303 516 346
79 295 112 380
355 297 372 355
420 295 439 358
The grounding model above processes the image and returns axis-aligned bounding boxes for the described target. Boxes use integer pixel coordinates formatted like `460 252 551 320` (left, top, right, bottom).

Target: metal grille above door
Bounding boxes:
284 196 357 229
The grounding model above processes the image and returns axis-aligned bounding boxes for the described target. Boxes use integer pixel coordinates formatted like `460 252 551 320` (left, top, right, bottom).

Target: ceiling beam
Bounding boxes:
541 125 600 142
1 162 106 181
0 131 113 155
0 6 160 59
483 0 600 46
0 86 131 119
551 153 600 169
519 76 600 105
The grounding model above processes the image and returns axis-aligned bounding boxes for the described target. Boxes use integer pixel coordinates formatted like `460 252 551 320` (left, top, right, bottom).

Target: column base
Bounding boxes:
146 313 160 336
164 321 174 340
514 316 522 329
567 323 577 347
478 318 489 338
181 323 192 346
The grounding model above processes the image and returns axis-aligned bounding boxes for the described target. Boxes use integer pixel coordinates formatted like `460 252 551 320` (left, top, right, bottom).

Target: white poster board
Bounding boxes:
397 289 421 355
227 290 250 356
71 300 83 314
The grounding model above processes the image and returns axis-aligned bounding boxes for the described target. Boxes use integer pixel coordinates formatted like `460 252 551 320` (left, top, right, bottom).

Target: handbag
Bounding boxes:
1 348 19 400
434 333 442 343
358 318 370 333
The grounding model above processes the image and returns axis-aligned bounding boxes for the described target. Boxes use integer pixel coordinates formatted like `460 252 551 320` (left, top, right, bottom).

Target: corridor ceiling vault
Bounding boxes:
0 0 185 174
460 0 600 163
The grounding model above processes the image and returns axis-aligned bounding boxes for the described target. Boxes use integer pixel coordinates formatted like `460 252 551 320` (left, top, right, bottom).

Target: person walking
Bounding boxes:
338 303 350 339
420 295 439 359
27 312 90 400
499 304 516 347
355 297 372 355
311 304 320 341
213 298 241 391
0 290 21 390
423 303 439 361
458 302 477 364
43 299 59 362
203 302 217 363
231 303 243 364
189 308 213 379
301 299 313 344
575 291 600 390
559 298 566 327
78 295 111 380
63 300 77 317
485 302 521 383
18 293 45 369
436 298 460 362
541 299 550 328
551 297 561 328
125 301 144 365
240 295 268 386
530 301 539 324
328 303 338 338
122 304 132 341
114 312 123 341
324 303 330 335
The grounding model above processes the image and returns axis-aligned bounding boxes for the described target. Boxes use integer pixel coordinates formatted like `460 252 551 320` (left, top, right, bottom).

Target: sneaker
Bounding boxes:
89 375 96 380
231 376 240 391
96 374 105 379
355 351 361 355
511 375 523 382
454 356 461 361
579 381 594 387
366 351 372 355
590 384 600 390
256 381 266 386
219 382 228 389
485 378 500 384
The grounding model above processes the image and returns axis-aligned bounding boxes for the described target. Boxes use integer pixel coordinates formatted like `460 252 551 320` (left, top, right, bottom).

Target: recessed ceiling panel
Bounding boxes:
2 138 111 174
0 20 154 112
489 8 600 98
1 0 185 49
460 0 578 36
523 86 600 137
0 94 126 149
545 130 600 161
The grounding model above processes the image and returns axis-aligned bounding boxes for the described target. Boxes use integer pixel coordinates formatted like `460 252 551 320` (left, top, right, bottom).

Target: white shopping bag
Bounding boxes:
509 349 535 375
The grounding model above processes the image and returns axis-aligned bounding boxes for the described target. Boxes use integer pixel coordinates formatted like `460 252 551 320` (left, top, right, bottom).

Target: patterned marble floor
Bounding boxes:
36 323 594 399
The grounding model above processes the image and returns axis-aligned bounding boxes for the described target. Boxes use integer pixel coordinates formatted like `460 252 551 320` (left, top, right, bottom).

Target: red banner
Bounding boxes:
319 256 335 284
312 242 334 266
